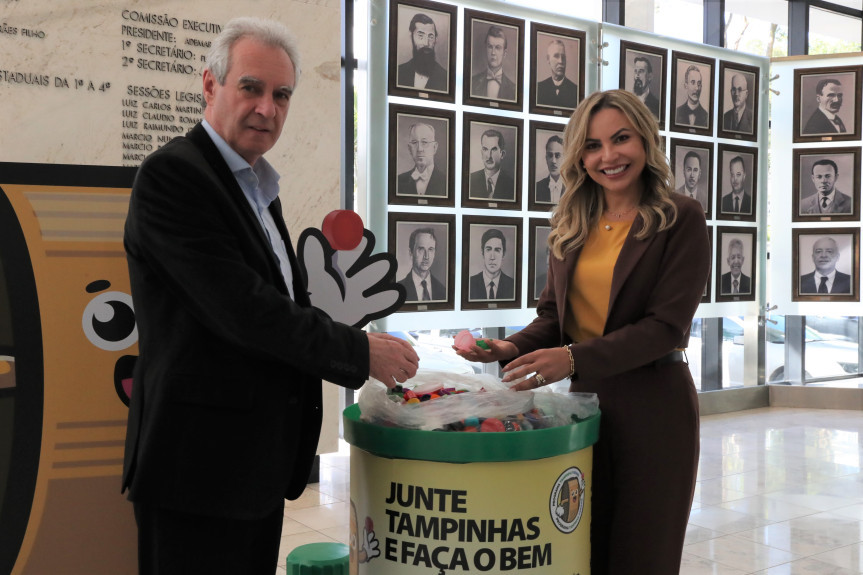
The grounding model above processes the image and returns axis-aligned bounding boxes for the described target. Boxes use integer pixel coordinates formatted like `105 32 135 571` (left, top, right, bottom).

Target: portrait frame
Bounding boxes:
670 51 715 137
462 112 523 210
388 104 456 207
463 9 525 112
793 65 861 143
792 227 859 302
716 143 758 222
715 226 757 303
702 226 713 303
717 60 759 142
461 215 522 310
669 137 713 219
619 40 667 126
528 121 567 211
792 147 860 222
387 0 458 103
529 23 585 117
388 212 456 312
528 218 552 308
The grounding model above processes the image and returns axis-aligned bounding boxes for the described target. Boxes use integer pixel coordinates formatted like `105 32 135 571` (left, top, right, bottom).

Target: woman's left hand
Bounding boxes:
502 347 572 391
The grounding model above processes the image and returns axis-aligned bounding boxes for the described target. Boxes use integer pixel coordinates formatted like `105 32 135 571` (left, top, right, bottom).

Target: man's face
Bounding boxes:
812 238 839 275
633 61 651 95
481 134 504 172
731 75 748 110
683 156 701 191
203 37 295 166
411 22 437 52
546 42 566 81
811 164 837 195
730 161 745 194
407 124 437 171
727 246 744 276
486 35 506 70
410 233 436 274
545 140 564 178
817 82 843 114
482 237 504 274
685 69 702 105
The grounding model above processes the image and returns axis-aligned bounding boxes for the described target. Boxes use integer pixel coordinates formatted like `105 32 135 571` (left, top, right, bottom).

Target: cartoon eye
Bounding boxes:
82 291 138 351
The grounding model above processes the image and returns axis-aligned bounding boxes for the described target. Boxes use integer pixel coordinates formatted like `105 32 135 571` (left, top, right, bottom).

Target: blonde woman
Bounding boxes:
458 89 710 574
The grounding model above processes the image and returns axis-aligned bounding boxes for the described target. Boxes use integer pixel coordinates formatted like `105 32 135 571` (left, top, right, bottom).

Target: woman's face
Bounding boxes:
580 107 646 199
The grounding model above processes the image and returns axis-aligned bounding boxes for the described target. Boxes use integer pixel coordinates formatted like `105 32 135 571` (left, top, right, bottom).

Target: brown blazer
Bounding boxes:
507 194 710 378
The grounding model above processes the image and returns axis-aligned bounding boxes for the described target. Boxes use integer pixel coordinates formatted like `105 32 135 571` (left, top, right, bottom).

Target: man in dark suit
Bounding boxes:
675 64 708 128
398 227 445 301
800 236 851 294
675 150 708 212
632 55 660 119
536 38 578 109
396 122 446 197
469 129 514 201
803 78 846 136
800 158 853 214
535 135 564 204
722 73 753 133
396 12 447 92
471 25 516 101
469 228 514 301
122 18 418 574
720 156 752 215
720 238 751 295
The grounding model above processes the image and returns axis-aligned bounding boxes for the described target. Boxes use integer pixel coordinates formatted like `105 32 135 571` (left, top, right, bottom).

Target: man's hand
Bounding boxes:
453 338 518 364
368 332 418 388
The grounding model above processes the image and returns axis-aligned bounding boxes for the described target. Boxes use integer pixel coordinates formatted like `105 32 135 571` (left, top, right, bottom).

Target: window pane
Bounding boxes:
809 7 862 54
827 0 863 11
653 0 704 43
499 0 601 21
725 0 789 57
803 316 860 383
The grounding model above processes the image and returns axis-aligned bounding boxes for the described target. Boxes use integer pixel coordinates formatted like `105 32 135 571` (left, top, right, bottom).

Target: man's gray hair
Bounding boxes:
206 17 301 87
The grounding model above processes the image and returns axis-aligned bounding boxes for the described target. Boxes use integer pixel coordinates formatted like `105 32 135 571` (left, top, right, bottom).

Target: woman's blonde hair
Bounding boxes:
548 89 677 260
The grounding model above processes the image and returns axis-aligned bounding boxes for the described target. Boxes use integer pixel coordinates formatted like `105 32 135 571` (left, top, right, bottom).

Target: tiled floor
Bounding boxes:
275 406 863 574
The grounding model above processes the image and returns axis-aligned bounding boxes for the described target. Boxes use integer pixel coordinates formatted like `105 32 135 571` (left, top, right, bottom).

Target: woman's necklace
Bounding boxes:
602 204 637 230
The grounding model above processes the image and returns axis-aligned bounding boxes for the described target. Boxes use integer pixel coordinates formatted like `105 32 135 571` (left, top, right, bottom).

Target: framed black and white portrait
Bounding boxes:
717 61 759 142
388 104 455 207
529 23 585 117
388 0 457 103
715 226 757 303
794 66 861 143
717 143 757 222
463 10 524 111
670 138 712 218
619 40 667 125
462 113 522 209
461 215 522 310
529 121 566 211
388 212 455 312
792 228 859 302
702 226 713 303
792 147 860 222
670 51 715 137
528 218 552 307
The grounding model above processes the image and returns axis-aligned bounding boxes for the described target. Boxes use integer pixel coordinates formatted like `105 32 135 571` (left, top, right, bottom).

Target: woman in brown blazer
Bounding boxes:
458 90 710 574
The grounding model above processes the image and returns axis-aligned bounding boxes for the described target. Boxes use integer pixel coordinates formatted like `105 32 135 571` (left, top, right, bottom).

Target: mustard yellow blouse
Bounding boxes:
564 217 632 344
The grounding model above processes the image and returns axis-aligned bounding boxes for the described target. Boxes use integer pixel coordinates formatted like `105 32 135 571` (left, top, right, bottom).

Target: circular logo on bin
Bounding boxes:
549 466 585 533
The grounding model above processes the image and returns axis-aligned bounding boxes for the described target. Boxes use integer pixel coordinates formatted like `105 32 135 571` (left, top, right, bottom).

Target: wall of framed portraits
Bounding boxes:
363 0 771 333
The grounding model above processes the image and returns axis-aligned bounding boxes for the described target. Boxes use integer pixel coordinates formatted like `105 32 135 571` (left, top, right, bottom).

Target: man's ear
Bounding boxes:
202 69 217 106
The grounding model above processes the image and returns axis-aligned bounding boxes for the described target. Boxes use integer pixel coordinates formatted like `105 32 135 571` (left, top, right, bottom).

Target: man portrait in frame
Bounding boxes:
800 73 854 137
532 224 551 302
534 31 580 111
620 42 666 123
394 113 449 199
469 19 519 102
467 224 517 302
390 214 455 311
796 150 858 219
717 230 755 300
798 234 853 295
674 58 711 130
671 140 710 214
719 64 757 139
718 145 757 220
464 116 520 205
534 127 566 206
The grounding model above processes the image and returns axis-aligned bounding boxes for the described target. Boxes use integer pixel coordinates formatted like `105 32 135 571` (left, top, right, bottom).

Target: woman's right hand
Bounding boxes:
453 339 519 364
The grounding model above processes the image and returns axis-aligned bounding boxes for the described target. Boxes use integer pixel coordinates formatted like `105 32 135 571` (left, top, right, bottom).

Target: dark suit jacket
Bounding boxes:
471 70 516 101
468 271 514 300
396 59 447 92
396 168 446 197
469 169 515 201
398 272 446 301
722 107 753 133
800 189 853 214
643 91 660 119
675 185 708 213
720 272 752 295
535 176 563 204
675 102 709 128
122 123 368 520
536 76 578 108
800 270 851 294
803 108 846 135
721 192 752 214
